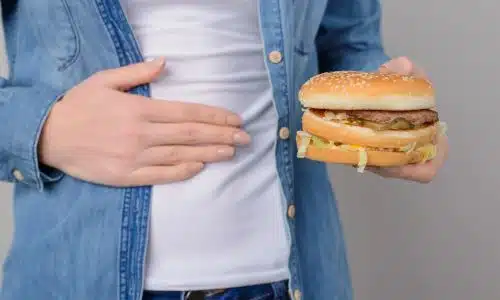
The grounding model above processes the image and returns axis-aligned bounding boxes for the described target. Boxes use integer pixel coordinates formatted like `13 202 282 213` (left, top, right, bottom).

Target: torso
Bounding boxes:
121 0 290 291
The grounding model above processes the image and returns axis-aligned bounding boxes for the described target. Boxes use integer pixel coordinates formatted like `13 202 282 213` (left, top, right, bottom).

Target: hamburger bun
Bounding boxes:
295 71 444 171
298 71 435 110
297 136 428 167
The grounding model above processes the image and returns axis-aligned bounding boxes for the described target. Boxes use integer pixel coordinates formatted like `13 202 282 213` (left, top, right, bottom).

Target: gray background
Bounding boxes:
1 0 498 299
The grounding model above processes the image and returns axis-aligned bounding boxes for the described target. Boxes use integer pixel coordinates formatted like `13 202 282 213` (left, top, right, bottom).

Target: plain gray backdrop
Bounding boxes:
1 1 498 299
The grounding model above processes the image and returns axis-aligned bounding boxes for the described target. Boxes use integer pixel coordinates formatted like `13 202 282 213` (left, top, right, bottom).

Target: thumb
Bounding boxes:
93 57 166 90
379 56 413 75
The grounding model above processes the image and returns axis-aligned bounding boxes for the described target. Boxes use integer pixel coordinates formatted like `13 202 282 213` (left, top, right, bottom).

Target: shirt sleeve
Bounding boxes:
0 77 64 191
315 0 391 72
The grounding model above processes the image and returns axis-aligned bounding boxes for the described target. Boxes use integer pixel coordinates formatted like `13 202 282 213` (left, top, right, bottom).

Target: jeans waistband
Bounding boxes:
143 280 290 300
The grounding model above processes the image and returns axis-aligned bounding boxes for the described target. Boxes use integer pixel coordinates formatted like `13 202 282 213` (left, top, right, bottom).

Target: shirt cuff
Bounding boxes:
0 83 65 190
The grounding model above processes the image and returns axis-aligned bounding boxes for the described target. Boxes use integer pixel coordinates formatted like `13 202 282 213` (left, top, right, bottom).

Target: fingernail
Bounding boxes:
217 146 235 158
189 162 204 172
226 115 242 126
149 57 165 67
382 57 413 74
233 132 251 145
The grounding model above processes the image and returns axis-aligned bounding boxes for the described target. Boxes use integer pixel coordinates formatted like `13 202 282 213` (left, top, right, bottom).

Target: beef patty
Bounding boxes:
345 109 439 126
310 109 439 130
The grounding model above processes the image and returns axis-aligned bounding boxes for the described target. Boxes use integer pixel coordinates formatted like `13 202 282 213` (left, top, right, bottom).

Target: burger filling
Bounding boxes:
310 108 439 131
296 119 447 173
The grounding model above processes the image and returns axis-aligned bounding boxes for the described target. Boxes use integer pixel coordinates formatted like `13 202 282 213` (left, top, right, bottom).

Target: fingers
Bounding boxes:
410 64 427 78
128 163 205 186
379 163 437 183
141 100 243 127
367 136 447 183
380 57 413 75
138 145 235 165
145 123 251 147
380 56 427 78
91 57 166 90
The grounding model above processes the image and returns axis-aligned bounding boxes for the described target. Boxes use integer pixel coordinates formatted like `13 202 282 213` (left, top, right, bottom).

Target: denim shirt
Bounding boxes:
0 0 389 299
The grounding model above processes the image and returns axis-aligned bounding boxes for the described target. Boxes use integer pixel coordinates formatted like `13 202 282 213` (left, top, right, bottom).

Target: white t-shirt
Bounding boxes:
121 0 290 291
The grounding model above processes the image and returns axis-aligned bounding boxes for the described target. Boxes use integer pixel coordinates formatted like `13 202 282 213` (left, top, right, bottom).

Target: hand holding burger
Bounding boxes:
371 57 448 183
296 57 448 183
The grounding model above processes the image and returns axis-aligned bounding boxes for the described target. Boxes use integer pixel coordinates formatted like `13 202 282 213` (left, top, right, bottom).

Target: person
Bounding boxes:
0 0 448 299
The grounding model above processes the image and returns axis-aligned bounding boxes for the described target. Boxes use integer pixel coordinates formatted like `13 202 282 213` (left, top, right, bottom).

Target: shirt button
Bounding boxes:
268 50 283 64
287 205 296 219
293 289 302 300
12 169 24 181
279 127 290 139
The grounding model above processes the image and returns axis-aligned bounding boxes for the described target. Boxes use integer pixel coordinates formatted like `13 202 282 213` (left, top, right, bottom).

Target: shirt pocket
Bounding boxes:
26 0 80 71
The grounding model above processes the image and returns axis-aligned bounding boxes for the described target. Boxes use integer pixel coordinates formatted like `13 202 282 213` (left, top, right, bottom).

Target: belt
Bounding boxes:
185 289 226 300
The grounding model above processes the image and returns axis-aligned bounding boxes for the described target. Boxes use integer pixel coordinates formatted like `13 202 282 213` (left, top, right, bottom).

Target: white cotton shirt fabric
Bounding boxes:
121 0 290 291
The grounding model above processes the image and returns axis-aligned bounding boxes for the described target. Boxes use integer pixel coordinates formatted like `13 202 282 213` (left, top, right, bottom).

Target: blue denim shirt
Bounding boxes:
0 0 389 299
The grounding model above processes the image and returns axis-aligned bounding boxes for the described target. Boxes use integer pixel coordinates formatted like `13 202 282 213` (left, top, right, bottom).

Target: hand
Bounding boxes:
366 57 449 183
39 57 250 187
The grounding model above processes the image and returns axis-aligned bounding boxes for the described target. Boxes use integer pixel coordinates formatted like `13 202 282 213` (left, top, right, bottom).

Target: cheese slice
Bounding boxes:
416 144 438 163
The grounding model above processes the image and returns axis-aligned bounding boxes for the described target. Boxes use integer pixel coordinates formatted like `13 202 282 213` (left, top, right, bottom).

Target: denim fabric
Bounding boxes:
142 280 290 300
0 0 390 299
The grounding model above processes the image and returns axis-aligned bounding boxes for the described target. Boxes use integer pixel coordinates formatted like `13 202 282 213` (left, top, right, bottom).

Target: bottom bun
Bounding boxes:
302 143 428 167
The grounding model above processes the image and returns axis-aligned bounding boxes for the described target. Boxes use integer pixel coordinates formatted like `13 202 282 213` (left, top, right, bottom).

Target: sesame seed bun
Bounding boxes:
296 71 442 169
298 71 435 111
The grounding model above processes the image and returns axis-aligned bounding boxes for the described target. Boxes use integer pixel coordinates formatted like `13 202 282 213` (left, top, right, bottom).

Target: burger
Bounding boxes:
296 71 447 172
